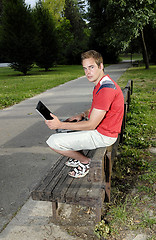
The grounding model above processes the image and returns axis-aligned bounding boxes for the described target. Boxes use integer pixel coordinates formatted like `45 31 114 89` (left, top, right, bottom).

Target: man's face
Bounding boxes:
82 57 104 85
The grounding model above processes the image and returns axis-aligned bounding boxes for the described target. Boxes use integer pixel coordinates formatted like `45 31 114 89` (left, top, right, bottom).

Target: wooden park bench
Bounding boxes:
132 60 139 67
31 80 133 223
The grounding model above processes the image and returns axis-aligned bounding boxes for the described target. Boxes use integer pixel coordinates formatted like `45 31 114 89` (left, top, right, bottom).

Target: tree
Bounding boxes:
33 0 58 70
62 0 89 64
0 0 3 20
144 25 156 64
0 0 37 74
88 0 156 68
41 0 89 64
0 0 4 61
42 0 65 24
88 0 120 63
42 0 89 64
56 17 74 64
105 0 156 69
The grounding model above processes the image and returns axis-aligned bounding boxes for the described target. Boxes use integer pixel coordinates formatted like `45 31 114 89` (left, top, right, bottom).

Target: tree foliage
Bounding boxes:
106 0 155 45
0 0 2 20
33 0 58 70
41 0 89 64
88 0 156 66
144 25 156 64
56 17 74 64
106 0 156 68
88 0 120 63
42 0 65 24
0 0 37 74
60 0 89 64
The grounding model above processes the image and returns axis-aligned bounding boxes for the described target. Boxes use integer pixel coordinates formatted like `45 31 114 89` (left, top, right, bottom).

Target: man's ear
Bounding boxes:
99 63 104 70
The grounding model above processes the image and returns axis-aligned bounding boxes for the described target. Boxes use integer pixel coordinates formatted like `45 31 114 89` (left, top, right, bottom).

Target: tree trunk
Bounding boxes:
141 29 149 69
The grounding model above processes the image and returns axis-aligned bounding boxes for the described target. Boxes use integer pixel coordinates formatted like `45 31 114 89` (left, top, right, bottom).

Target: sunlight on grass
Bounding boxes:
0 65 84 109
120 53 143 61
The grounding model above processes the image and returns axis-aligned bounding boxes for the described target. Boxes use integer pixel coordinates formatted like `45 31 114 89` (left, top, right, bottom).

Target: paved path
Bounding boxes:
0 63 10 67
0 61 132 239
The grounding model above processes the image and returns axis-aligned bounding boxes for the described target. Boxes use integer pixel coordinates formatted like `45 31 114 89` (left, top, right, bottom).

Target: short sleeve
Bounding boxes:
93 88 116 111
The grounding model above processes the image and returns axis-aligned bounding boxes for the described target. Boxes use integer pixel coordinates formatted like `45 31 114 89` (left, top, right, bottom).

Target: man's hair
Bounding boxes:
81 50 103 67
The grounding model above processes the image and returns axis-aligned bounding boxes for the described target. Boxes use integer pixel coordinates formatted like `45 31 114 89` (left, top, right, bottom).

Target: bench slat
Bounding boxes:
51 172 73 201
31 156 69 200
32 148 107 206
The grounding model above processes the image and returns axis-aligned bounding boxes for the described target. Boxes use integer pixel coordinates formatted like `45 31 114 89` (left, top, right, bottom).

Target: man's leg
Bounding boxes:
46 131 93 165
46 130 116 178
50 147 90 177
50 147 90 164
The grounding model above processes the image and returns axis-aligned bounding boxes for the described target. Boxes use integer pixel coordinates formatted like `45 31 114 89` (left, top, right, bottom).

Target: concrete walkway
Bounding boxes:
0 61 137 240
0 63 10 67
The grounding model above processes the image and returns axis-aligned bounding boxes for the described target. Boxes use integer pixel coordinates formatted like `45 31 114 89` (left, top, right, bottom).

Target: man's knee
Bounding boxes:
46 134 60 149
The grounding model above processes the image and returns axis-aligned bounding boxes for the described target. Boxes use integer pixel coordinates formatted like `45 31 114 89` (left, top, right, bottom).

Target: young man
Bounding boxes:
45 50 124 178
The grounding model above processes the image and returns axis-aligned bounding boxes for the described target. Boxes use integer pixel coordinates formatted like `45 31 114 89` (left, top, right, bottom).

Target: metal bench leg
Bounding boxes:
52 200 58 220
105 147 112 202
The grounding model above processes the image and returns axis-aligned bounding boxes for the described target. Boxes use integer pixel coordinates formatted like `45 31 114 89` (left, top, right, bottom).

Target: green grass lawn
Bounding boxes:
120 53 143 61
118 65 156 136
0 65 84 109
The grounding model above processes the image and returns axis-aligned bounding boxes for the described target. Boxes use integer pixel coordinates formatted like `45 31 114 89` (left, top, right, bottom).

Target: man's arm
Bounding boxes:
45 108 106 131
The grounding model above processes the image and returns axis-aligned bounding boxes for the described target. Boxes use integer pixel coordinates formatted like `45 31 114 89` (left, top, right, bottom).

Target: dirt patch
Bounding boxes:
50 204 99 240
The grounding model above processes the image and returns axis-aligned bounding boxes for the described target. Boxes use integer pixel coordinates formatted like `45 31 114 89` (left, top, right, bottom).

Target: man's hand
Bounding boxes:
45 108 106 131
45 113 61 130
65 114 83 122
66 109 90 122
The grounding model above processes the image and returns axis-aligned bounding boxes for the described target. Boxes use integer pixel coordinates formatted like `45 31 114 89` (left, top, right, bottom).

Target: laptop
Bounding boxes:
36 100 77 133
36 101 53 120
